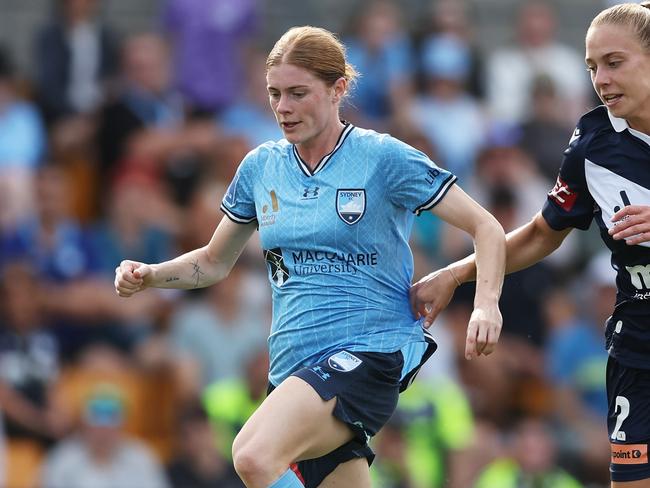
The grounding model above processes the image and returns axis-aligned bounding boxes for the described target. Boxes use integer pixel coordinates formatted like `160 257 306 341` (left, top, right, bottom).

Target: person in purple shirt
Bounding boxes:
161 0 259 115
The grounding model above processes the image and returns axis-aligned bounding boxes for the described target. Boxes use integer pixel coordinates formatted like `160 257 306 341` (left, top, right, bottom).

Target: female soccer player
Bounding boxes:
115 26 506 488
411 4 650 487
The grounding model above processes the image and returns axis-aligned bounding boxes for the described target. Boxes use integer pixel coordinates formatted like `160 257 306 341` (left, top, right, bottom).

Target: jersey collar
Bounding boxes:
292 122 354 177
607 109 650 147
607 109 628 133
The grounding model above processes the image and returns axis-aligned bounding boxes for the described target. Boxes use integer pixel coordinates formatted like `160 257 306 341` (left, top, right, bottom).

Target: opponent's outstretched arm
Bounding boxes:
411 211 571 343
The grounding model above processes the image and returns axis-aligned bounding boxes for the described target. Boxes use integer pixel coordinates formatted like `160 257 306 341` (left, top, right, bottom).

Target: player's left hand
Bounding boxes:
464 303 502 360
610 205 650 245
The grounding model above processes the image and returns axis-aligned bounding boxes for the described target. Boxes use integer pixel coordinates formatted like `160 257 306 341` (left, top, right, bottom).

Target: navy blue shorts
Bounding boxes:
270 337 436 488
607 355 650 482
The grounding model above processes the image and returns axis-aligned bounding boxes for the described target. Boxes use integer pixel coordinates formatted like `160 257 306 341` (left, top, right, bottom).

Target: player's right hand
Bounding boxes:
464 303 502 360
114 260 153 297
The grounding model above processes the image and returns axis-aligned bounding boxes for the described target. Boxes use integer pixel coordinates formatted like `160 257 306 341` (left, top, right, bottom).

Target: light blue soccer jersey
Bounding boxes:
221 124 456 385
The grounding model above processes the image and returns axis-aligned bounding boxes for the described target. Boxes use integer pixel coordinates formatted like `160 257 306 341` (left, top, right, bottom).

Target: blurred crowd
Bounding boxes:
0 0 619 487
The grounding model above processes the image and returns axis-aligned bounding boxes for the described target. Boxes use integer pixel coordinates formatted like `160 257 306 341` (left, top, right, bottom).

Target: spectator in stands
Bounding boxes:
417 0 485 99
3 164 162 358
464 124 576 264
90 167 178 277
41 384 169 488
0 45 46 231
484 0 589 126
462 128 579 273
0 262 70 447
483 185 555 349
32 0 120 213
473 416 583 488
408 34 486 183
33 0 119 125
342 0 415 131
96 32 221 209
2 164 103 358
160 0 260 115
167 402 244 488
519 74 576 183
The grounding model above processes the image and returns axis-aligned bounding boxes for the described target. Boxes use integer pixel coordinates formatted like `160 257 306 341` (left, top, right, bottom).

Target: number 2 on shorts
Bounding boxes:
611 395 630 441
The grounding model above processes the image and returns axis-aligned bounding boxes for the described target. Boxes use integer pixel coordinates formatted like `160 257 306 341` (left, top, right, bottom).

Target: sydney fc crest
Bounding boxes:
328 351 362 372
336 189 366 225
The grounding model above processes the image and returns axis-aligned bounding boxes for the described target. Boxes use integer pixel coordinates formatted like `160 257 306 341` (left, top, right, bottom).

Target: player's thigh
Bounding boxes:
317 457 371 488
612 480 650 487
234 375 355 462
607 357 650 485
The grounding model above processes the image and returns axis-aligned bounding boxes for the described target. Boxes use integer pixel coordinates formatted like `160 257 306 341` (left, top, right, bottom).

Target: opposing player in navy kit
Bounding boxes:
411 3 650 487
114 26 506 488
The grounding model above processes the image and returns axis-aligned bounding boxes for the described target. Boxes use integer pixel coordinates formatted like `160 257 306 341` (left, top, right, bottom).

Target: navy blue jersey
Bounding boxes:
221 123 456 385
542 106 650 369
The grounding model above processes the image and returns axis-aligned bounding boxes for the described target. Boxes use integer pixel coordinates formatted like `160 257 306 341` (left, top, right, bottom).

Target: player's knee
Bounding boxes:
232 437 275 484
232 447 258 482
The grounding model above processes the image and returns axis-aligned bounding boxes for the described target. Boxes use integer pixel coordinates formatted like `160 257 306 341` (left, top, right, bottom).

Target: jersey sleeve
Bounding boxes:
384 136 457 214
220 149 258 224
541 121 595 231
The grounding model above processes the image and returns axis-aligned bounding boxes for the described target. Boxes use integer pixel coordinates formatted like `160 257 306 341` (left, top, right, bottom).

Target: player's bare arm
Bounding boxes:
451 211 572 283
114 217 256 297
412 184 506 360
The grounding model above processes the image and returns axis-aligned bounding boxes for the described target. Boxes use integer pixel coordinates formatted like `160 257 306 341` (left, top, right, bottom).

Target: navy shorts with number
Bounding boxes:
607 355 650 482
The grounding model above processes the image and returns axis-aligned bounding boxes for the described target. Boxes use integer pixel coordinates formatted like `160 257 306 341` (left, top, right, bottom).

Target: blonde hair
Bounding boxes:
590 2 650 51
266 26 358 90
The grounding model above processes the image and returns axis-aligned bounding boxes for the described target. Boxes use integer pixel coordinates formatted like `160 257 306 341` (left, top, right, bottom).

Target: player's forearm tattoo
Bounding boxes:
191 260 204 288
165 276 180 283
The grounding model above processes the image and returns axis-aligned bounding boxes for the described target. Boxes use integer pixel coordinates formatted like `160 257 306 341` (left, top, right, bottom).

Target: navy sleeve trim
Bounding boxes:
220 204 257 224
414 175 458 215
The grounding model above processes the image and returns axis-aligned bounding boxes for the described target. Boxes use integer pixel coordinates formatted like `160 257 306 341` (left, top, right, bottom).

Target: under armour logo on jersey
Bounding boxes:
301 187 320 199
549 176 578 211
